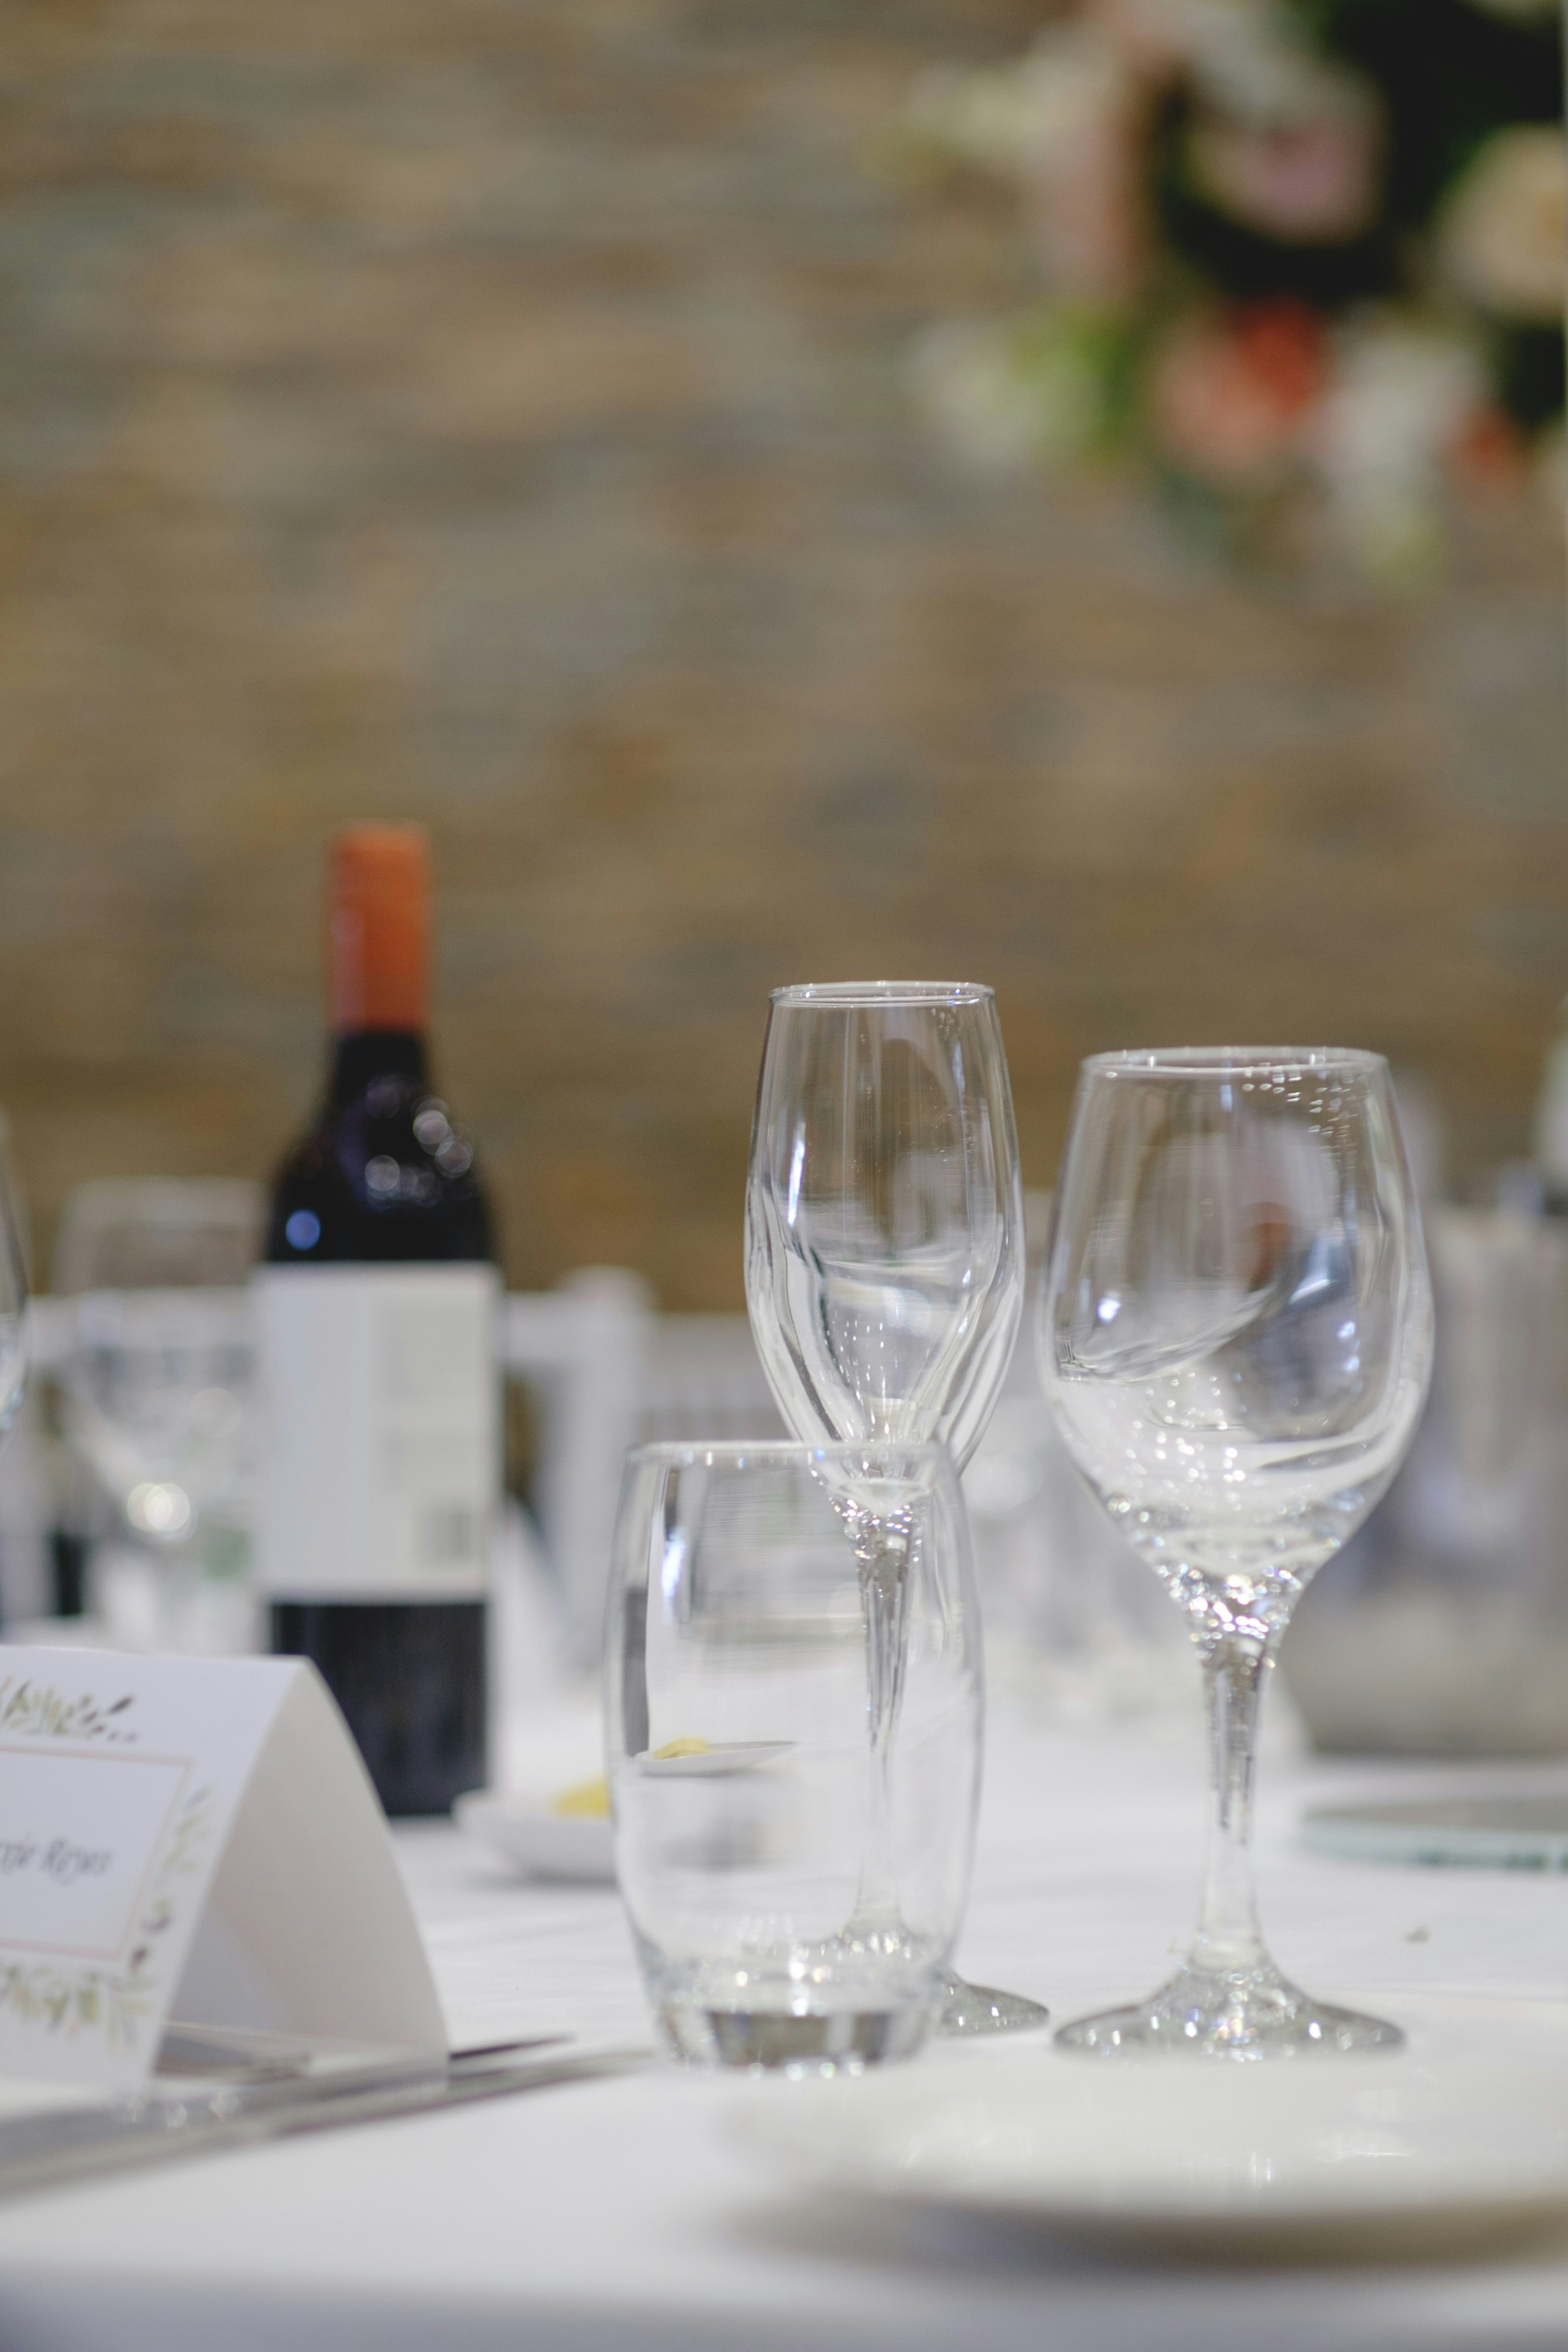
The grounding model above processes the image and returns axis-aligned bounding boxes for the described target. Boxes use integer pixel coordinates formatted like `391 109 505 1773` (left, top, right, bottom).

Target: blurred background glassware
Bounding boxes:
0 1118 29 1453
1039 1048 1432 2059
1283 1205 1568 1755
961 1187 1194 1727
746 980 1044 2036
606 1441 982 2072
54 1180 263 1653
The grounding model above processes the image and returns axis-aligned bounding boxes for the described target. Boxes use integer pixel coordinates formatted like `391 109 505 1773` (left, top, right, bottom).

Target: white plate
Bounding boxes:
454 1790 615 1885
742 1994 1568 2256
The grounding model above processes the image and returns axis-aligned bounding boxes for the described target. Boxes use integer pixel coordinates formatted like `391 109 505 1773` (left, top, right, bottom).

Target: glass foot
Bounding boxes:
1055 1962 1402 2060
662 2002 929 2073
938 1973 1051 2037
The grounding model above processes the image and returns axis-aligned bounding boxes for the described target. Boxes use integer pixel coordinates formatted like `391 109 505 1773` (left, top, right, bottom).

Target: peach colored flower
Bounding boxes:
1149 301 1327 483
1188 113 1380 242
1185 19 1382 244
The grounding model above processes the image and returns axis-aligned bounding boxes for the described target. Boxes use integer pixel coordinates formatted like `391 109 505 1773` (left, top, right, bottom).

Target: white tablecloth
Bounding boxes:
4 1713 1568 2351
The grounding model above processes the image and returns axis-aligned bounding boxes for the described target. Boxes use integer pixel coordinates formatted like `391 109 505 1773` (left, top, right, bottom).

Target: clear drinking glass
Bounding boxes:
54 1181 262 1647
746 981 1045 2034
606 1441 982 2071
1038 1049 1433 2058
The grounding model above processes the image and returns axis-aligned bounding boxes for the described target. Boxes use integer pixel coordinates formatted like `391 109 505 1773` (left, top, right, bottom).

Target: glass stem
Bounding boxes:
1187 1632 1276 1980
853 1523 910 1929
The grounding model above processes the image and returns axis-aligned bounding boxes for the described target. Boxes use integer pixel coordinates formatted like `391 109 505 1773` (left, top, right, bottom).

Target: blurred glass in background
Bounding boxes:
53 1181 261 1653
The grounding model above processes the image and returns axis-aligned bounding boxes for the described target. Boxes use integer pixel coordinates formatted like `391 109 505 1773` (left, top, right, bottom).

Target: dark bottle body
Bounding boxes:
265 1031 491 1267
265 1028 496 1817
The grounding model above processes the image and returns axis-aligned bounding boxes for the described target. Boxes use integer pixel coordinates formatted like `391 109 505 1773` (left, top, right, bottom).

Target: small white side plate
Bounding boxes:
454 1791 615 1885
741 1994 1568 2256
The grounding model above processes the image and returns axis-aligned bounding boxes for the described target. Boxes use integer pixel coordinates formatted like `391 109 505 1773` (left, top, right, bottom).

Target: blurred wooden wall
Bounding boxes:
0 0 1563 1303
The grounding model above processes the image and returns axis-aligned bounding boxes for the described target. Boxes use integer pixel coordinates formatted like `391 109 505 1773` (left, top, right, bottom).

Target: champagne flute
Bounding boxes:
1038 1048 1432 2057
746 981 1047 2035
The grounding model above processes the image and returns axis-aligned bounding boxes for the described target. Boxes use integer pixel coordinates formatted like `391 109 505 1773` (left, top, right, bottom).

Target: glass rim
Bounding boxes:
624 1438 955 1469
768 980 993 1009
1082 1045 1388 1080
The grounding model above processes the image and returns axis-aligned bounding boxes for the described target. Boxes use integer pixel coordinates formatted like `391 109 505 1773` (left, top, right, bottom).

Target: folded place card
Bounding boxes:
0 1647 446 2089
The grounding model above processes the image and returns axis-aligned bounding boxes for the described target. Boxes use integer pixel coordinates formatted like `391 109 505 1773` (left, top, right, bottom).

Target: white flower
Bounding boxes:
909 318 1103 471
906 33 1128 178
1316 316 1484 486
1313 317 1486 583
1187 9 1377 131
909 322 1046 472
1091 0 1271 76
1438 126 1566 323
906 28 1147 300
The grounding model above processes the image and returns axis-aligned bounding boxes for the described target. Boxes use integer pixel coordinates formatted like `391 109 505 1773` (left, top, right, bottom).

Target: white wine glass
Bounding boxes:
746 980 1046 2034
1038 1048 1432 2058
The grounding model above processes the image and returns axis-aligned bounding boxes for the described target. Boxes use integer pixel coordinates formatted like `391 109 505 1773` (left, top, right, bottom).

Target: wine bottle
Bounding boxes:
255 824 499 1816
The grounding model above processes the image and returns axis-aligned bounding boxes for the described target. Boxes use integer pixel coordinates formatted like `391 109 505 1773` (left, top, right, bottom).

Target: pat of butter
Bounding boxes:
552 1777 610 1817
551 1738 711 1817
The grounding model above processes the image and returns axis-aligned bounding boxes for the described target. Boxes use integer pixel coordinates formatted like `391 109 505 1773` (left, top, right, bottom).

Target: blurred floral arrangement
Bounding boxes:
899 0 1564 584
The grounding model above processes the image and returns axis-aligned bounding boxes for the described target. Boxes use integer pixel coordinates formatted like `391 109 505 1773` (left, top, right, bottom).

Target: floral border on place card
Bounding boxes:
0 1676 141 1748
0 1678 217 2054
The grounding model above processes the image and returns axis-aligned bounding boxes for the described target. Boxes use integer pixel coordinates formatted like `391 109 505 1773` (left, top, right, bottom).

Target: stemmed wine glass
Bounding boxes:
746 980 1047 2035
1038 1048 1432 2057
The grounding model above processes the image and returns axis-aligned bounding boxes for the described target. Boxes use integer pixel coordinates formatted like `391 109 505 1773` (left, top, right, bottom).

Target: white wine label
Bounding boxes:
253 1265 501 1600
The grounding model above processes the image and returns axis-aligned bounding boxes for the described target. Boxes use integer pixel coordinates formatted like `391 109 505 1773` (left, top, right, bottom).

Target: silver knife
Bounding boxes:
0 2037 655 2200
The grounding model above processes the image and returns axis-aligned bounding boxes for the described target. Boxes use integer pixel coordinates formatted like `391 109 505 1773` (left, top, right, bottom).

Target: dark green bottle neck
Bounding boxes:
327 1029 430 1110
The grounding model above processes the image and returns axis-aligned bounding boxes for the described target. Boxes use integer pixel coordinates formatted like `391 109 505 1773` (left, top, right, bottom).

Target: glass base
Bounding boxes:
659 2002 929 2074
938 1973 1051 2037
1055 1962 1403 2060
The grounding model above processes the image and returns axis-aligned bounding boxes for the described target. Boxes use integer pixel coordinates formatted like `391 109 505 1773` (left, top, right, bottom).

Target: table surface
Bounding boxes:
6 1706 1568 2352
